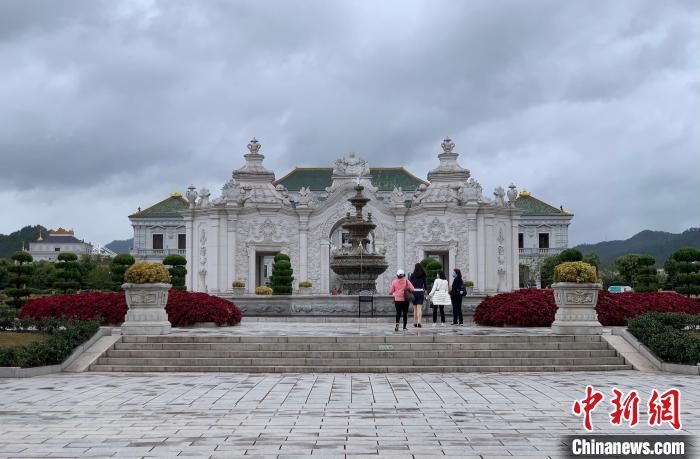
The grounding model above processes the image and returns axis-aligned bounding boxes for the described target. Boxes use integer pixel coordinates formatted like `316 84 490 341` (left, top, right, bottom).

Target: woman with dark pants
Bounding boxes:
389 269 414 331
409 263 427 327
450 269 465 325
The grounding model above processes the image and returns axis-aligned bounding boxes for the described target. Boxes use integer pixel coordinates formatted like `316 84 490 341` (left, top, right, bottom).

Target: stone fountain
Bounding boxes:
330 184 389 294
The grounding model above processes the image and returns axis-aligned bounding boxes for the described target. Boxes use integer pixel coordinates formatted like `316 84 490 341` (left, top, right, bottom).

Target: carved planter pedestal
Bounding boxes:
121 283 172 335
551 282 603 335
231 287 246 296
298 287 313 295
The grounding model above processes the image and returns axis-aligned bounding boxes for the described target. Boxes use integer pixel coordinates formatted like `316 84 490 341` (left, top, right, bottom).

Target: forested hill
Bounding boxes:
0 225 46 258
575 228 700 266
105 238 133 254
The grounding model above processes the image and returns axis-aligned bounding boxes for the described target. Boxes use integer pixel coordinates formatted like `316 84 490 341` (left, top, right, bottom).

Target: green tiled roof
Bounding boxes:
275 167 428 192
129 194 189 219
514 193 573 216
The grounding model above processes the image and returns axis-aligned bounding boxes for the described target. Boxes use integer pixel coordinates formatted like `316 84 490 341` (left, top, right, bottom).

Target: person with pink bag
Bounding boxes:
388 269 414 331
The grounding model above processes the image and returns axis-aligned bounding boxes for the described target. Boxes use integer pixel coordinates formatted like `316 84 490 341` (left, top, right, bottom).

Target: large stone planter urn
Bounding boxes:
551 282 603 335
121 283 172 335
231 287 246 296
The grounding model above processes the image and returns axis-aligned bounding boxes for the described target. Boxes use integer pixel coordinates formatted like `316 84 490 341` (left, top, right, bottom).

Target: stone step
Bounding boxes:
113 341 612 352
97 356 626 367
106 349 620 359
89 364 634 373
120 334 603 344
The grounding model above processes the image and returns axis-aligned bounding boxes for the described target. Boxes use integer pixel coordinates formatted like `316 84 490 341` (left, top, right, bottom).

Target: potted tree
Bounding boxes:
298 280 313 295
231 280 246 296
121 262 172 335
551 261 602 335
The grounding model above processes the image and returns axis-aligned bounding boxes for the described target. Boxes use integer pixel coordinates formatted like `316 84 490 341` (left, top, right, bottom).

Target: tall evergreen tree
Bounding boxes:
271 253 293 295
4 251 34 309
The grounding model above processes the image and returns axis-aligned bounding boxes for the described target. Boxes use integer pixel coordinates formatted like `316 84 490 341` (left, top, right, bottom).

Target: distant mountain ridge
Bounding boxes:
105 238 133 254
575 228 700 266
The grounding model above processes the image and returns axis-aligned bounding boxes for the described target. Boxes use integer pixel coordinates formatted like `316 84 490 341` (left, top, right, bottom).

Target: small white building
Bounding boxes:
129 193 188 262
29 228 93 261
515 191 574 288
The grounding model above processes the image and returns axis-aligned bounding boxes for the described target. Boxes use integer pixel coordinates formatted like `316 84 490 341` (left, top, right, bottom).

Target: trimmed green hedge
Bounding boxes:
627 312 700 365
0 318 100 368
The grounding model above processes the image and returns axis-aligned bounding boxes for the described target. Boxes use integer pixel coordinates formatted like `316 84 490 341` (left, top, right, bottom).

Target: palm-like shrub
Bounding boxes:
110 254 135 290
52 252 82 293
5 251 34 309
124 262 170 284
271 253 293 295
163 254 187 290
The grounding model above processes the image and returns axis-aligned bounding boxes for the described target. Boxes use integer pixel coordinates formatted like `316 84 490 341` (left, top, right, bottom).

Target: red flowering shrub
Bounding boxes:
19 290 242 327
19 292 127 325
474 289 700 327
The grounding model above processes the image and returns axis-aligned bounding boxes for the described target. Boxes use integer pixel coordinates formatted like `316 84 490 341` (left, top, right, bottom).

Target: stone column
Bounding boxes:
483 215 495 293
393 210 408 270
511 215 520 290
320 240 330 294
297 208 313 283
183 213 194 290
476 214 485 292
467 216 478 285
247 246 256 294
226 212 238 290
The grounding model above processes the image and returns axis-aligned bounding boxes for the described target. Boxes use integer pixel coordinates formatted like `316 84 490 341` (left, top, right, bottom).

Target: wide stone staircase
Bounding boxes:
89 334 632 373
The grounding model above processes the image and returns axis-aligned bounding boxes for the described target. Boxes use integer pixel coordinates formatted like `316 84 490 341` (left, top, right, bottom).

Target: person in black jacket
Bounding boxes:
450 268 465 325
408 263 427 327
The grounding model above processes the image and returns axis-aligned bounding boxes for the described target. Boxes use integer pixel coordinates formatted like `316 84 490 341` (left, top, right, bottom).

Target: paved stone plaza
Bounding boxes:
0 370 697 458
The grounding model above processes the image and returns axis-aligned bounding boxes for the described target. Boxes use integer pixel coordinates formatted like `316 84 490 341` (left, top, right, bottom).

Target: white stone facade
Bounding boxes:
183 138 524 295
29 229 93 261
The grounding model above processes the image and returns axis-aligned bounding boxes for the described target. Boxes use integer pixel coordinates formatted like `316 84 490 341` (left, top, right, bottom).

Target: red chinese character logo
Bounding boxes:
573 385 605 431
648 388 682 430
609 388 640 427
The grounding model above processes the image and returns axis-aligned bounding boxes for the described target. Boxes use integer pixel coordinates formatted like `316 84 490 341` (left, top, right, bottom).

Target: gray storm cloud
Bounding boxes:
0 0 698 245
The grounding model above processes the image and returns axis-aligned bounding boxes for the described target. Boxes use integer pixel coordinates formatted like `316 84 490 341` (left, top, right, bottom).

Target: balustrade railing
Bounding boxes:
518 248 564 256
132 248 186 257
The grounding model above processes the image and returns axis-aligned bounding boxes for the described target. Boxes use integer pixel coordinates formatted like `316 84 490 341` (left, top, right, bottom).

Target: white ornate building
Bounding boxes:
180 138 543 295
29 228 93 261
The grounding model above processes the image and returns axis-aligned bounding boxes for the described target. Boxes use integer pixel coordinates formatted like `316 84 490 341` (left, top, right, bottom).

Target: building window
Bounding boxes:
152 234 164 250
518 233 524 249
538 233 549 249
341 232 350 245
54 247 61 252
178 234 186 250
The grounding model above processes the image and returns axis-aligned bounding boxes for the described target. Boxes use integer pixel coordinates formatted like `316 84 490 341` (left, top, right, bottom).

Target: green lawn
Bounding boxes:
0 332 50 349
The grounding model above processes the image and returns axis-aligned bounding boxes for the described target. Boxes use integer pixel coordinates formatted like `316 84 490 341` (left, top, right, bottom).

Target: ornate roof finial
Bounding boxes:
441 136 455 153
247 137 261 155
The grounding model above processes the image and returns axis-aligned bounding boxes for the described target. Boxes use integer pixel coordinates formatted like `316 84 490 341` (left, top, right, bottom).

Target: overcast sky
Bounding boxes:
1 0 698 247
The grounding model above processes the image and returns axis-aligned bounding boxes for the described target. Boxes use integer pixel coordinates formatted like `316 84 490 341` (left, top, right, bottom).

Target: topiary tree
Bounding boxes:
110 253 135 290
420 257 443 289
163 254 187 290
614 254 647 286
558 248 583 263
4 251 34 309
667 247 700 297
632 255 659 292
52 252 82 293
271 253 293 295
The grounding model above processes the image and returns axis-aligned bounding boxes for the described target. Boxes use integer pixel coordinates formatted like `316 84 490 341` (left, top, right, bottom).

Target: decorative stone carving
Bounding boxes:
551 282 603 335
412 184 459 205
247 137 261 154
332 153 369 177
198 227 207 292
387 186 406 207
296 186 315 207
441 136 455 153
197 188 211 208
186 185 198 209
493 186 506 206
507 183 518 206
463 178 483 203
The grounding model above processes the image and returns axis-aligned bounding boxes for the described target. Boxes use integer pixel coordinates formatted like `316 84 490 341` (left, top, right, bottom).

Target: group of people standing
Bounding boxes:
388 263 466 331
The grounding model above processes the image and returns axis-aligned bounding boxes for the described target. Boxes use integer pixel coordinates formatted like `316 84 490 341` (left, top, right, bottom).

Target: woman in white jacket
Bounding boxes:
427 271 451 327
